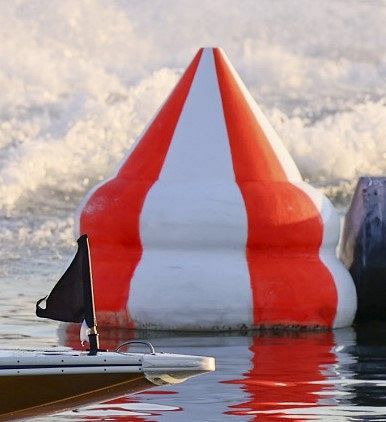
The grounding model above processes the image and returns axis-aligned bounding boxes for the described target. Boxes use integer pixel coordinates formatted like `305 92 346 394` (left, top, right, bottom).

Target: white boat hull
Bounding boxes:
0 348 215 420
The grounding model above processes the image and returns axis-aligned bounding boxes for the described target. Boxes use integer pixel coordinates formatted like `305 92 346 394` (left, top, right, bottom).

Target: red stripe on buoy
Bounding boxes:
80 49 203 326
214 48 337 327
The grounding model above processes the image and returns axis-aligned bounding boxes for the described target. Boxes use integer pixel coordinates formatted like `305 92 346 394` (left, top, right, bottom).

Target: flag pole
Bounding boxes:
81 235 100 355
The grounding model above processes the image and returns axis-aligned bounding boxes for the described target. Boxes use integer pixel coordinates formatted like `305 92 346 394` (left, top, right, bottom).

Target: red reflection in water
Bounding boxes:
224 332 336 421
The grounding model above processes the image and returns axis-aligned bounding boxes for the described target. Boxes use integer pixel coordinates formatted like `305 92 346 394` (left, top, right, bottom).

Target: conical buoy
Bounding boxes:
77 48 357 330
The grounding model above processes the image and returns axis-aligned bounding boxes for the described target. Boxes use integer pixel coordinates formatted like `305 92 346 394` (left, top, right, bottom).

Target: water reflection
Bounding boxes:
51 324 386 421
58 396 180 421
225 331 337 420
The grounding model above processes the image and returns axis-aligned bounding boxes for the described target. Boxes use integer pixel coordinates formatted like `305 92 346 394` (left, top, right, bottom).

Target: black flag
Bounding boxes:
36 234 99 354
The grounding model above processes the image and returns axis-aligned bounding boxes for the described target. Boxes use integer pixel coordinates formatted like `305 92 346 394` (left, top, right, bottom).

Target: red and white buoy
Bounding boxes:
77 48 357 330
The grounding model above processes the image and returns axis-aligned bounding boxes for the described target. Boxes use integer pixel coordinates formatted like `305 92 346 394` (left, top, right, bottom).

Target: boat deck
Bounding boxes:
0 348 215 420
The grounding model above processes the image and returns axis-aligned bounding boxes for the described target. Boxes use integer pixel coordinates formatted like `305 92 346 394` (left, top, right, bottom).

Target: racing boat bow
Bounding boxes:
0 346 214 419
0 235 215 419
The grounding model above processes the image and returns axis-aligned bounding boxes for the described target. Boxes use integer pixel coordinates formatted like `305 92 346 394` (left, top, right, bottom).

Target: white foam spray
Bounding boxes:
1 0 385 249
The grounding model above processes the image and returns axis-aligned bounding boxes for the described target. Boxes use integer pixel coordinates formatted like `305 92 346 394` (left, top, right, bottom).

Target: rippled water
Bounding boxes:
2 266 386 422
58 325 386 422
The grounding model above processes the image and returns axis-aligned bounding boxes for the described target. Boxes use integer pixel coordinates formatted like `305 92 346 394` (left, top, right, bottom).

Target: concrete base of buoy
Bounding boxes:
340 177 386 321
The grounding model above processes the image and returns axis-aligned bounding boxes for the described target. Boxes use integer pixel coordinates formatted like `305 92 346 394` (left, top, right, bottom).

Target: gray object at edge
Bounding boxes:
340 177 386 320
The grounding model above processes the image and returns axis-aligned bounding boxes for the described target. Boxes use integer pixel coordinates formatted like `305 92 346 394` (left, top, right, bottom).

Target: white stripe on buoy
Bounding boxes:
128 48 252 329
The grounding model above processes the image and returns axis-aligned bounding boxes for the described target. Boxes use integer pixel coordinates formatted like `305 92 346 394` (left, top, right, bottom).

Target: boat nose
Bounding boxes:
142 353 215 385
